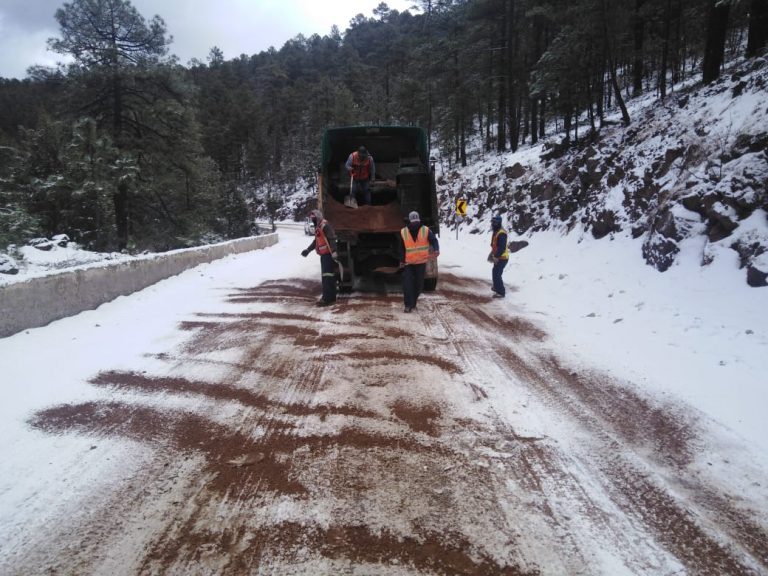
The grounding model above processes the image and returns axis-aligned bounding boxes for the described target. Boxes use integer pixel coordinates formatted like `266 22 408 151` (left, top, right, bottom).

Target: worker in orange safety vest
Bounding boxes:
345 146 376 206
399 211 439 313
301 209 339 306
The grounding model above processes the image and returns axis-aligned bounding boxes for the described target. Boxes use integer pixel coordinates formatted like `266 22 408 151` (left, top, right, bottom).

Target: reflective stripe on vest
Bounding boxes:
315 220 331 255
402 226 430 264
350 151 371 180
492 228 509 260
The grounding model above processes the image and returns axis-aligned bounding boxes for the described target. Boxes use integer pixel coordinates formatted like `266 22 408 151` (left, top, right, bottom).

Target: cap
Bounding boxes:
408 211 420 223
491 215 502 224
358 146 368 158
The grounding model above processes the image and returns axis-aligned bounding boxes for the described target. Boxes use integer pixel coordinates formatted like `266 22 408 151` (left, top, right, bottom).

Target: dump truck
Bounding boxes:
317 125 440 292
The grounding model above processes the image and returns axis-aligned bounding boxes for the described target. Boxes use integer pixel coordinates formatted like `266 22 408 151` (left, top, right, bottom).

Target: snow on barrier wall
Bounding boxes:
0 233 278 338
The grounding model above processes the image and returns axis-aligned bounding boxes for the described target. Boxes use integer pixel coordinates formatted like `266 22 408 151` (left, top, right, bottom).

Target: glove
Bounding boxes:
431 251 440 258
301 249 309 257
331 251 339 261
493 257 499 264
398 262 405 269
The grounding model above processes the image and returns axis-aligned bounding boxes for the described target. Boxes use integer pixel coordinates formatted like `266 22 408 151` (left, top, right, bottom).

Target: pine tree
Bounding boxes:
48 0 171 249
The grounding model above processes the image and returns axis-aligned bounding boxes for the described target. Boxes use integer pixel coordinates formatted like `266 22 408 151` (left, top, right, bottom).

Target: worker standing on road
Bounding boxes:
399 211 439 313
488 215 509 298
301 209 338 307
345 146 375 206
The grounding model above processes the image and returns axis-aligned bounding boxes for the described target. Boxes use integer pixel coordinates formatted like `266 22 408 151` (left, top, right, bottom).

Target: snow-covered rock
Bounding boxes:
51 234 70 247
433 54 768 286
0 254 18 275
28 238 54 251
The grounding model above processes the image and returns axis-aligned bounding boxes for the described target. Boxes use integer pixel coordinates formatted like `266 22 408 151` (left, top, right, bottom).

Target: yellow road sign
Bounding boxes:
455 199 467 216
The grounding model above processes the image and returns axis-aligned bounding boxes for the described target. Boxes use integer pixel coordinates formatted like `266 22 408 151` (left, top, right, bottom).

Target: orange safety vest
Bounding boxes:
315 220 332 255
492 228 509 260
401 226 430 264
350 151 372 181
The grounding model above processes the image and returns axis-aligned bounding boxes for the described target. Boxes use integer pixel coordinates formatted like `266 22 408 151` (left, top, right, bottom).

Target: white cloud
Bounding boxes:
0 0 417 76
0 26 61 79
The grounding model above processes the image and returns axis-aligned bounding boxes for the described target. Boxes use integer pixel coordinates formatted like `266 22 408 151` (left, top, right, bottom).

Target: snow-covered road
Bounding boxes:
1 227 766 575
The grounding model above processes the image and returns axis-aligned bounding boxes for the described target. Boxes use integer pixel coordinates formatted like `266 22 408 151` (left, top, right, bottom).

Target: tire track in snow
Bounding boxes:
20 274 767 575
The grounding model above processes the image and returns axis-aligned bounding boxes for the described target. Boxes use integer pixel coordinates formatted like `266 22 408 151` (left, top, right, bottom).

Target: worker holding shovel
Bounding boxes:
399 211 440 313
301 209 339 307
345 146 375 207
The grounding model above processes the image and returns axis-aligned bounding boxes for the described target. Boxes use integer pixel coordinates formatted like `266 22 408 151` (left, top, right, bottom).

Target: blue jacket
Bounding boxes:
493 230 508 258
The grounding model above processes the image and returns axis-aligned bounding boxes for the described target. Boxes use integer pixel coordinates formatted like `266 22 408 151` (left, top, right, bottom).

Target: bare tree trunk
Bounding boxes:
672 0 682 86
610 64 631 126
115 181 129 251
111 64 130 251
703 0 730 83
602 0 630 125
659 0 672 100
747 0 768 57
587 77 596 133
530 97 538 144
633 0 646 95
485 46 494 152
506 0 519 151
497 0 508 152
454 115 460 164
523 104 529 143
511 97 521 152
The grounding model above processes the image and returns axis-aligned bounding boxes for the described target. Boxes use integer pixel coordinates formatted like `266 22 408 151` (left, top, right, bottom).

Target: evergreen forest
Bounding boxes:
1 0 766 253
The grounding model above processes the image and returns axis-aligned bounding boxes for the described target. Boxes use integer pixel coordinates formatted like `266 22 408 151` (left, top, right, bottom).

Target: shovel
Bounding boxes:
507 240 529 253
343 174 358 209
372 266 401 275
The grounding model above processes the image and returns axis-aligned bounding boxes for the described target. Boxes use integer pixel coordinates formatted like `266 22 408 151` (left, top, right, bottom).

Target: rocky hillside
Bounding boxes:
437 55 768 287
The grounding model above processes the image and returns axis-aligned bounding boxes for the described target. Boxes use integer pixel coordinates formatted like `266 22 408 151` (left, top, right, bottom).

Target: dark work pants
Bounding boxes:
492 259 508 296
402 263 426 309
320 253 337 303
351 180 371 205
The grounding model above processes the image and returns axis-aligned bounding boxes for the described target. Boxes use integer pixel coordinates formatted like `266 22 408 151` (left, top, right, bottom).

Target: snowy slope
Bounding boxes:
435 55 768 286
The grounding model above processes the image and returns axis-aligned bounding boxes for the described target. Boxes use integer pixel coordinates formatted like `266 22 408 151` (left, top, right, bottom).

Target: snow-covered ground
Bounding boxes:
1 224 766 573
1 224 765 451
0 242 132 285
462 225 766 451
2 223 766 475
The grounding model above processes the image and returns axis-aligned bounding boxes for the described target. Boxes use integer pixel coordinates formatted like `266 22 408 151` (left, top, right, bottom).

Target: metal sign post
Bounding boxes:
455 198 467 240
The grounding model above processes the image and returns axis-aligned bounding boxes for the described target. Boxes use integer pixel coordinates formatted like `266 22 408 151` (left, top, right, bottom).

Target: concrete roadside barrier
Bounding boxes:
0 234 278 338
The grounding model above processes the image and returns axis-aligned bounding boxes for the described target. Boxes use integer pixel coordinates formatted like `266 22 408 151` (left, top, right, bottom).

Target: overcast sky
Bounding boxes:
0 0 417 79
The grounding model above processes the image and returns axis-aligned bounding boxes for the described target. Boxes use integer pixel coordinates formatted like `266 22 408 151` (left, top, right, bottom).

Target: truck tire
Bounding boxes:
424 277 438 292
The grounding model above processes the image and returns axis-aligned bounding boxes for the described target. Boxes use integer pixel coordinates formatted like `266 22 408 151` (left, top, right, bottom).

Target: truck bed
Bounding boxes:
322 196 405 234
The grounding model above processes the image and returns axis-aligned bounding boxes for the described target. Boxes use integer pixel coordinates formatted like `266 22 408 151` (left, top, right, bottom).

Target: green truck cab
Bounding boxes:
318 125 440 292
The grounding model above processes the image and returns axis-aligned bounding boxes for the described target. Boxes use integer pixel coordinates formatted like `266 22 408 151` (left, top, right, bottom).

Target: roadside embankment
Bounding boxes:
0 234 278 338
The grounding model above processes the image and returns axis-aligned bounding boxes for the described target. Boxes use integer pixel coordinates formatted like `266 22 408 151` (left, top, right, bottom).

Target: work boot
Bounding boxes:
492 293 505 299
404 306 413 313
316 299 335 307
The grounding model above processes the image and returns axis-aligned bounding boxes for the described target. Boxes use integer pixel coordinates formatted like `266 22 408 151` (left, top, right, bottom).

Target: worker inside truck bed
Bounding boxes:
345 146 375 206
